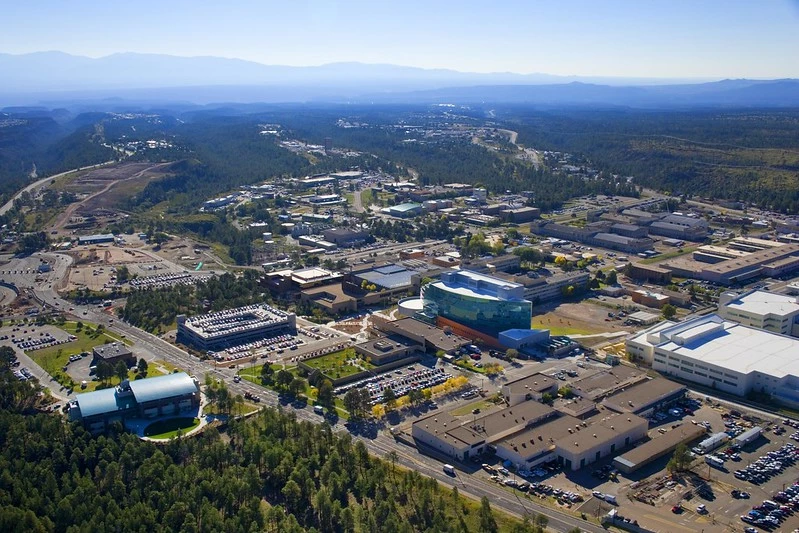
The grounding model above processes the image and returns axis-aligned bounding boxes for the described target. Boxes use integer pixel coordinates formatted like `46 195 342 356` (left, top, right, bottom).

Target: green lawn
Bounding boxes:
30 321 134 391
450 399 493 416
239 364 350 419
360 189 374 206
143 417 200 439
301 348 375 380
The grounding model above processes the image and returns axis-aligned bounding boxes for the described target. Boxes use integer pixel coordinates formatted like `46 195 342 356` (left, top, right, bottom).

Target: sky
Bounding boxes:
1 0 798 79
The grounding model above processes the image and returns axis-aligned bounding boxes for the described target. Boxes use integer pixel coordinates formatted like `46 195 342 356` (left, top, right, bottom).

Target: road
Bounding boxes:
352 188 365 213
0 160 116 216
50 161 172 231
2 252 602 531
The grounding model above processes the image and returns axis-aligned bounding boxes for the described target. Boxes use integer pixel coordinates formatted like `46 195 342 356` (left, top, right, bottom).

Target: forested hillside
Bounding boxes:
508 108 799 213
0 112 116 204
0 346 532 533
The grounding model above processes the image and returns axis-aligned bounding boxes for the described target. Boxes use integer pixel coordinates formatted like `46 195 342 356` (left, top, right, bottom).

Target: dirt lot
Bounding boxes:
531 300 641 339
57 162 172 212
65 245 187 291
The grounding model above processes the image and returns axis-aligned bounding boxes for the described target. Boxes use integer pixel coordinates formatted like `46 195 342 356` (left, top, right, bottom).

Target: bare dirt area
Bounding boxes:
50 162 173 233
65 245 179 291
532 301 632 338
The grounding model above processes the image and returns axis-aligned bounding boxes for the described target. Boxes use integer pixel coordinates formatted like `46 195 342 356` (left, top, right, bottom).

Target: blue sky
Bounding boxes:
1 0 797 78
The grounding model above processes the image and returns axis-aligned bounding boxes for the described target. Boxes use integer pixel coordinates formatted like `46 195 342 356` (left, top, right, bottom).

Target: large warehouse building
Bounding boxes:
718 289 799 337
69 373 201 431
627 314 799 408
177 304 296 351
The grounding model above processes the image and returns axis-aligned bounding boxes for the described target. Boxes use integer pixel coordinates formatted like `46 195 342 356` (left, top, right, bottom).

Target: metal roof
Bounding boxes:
128 372 198 404
75 387 136 418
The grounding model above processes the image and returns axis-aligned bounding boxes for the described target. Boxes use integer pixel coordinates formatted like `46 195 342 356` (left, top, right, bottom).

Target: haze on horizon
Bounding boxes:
2 0 798 80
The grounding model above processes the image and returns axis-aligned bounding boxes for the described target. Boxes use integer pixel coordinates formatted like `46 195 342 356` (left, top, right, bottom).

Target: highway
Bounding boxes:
0 160 116 216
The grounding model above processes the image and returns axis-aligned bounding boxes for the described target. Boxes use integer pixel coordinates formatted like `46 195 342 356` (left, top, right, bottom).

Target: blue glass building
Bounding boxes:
421 270 532 336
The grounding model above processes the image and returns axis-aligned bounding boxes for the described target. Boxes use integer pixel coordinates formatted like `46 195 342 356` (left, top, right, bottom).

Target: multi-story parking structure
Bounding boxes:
177 304 296 351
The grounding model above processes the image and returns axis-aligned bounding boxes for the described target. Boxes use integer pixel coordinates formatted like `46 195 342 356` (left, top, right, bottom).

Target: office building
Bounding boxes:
383 203 422 218
600 378 686 417
648 214 708 241
322 227 369 247
496 271 590 304
353 335 421 366
421 270 532 337
501 373 558 406
92 343 135 367
69 373 200 431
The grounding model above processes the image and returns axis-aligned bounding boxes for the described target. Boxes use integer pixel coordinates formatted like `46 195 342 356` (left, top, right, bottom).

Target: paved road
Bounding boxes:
2 252 601 531
0 160 116 216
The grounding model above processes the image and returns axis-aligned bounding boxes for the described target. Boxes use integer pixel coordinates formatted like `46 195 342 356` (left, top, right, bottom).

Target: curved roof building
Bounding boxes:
70 372 200 431
421 270 532 336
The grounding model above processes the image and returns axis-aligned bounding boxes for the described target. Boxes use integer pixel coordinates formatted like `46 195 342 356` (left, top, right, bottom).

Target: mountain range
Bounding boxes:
1 51 797 108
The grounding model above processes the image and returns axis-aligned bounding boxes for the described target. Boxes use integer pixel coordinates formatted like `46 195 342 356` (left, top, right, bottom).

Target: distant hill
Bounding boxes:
366 79 799 108
0 51 797 108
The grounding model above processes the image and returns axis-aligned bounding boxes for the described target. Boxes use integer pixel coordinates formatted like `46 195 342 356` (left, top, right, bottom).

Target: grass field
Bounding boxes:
143 417 200 439
30 321 135 391
450 399 494 416
238 364 350 419
301 348 375 380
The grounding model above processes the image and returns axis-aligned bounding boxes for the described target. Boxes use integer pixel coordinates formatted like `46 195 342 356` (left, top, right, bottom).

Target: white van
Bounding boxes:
604 494 617 505
443 464 456 476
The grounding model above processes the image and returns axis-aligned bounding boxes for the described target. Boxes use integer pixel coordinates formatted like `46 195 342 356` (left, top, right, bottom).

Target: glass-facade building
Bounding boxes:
421 270 532 336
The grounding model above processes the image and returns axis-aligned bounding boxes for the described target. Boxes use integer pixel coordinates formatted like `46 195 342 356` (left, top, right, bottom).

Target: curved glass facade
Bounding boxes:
422 282 532 336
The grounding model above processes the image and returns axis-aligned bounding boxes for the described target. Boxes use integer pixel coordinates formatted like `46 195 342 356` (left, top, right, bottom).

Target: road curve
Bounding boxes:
0 160 116 216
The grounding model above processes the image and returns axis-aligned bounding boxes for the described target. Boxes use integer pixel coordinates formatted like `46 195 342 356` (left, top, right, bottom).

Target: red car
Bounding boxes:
671 505 682 514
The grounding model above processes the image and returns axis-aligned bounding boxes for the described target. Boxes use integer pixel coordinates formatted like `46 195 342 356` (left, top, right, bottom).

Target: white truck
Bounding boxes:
443 464 456 476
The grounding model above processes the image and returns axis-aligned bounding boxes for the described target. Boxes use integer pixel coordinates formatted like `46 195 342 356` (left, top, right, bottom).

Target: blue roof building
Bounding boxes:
70 373 200 431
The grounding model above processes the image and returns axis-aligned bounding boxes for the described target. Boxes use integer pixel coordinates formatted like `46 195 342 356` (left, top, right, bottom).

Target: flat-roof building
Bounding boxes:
92 343 135 366
374 317 470 354
412 401 557 462
77 233 115 245
601 378 686 417
569 366 648 402
495 271 590 305
613 423 707 474
495 409 648 471
501 373 558 406
627 314 799 408
384 203 422 218
322 227 369 247
719 289 799 336
177 304 296 351
353 335 421 366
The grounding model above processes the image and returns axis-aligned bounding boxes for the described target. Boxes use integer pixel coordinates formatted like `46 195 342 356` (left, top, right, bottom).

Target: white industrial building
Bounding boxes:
718 289 799 336
626 314 799 408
